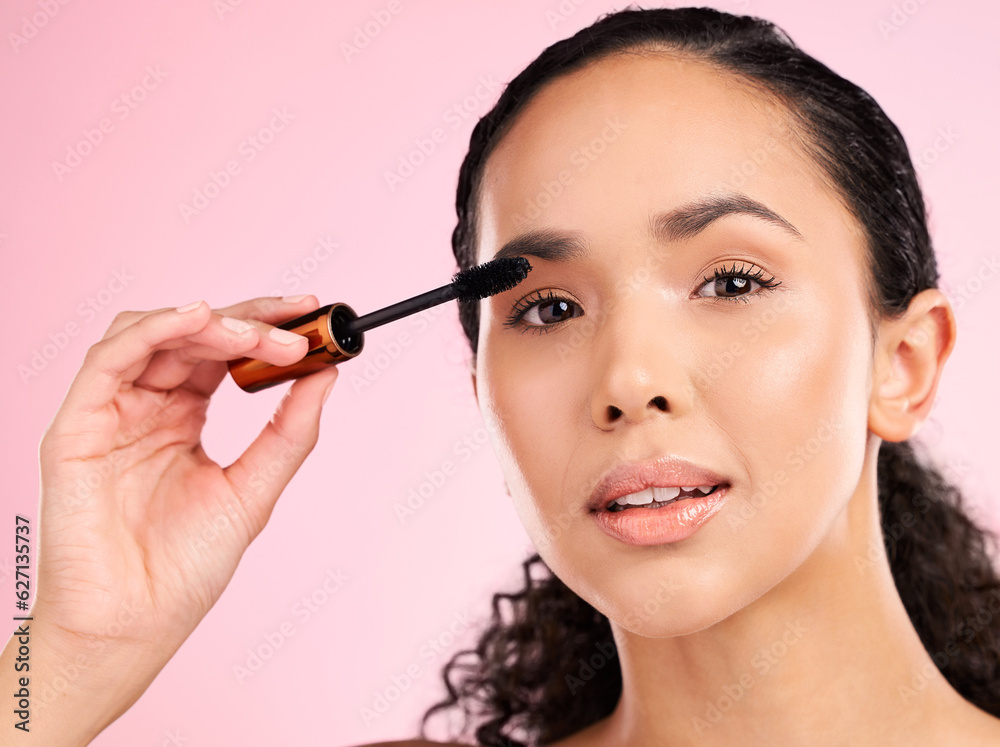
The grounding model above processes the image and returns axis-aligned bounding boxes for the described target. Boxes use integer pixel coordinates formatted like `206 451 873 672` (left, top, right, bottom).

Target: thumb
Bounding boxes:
224 366 340 537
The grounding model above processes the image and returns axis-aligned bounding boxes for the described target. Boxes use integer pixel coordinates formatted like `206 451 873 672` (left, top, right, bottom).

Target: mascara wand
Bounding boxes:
228 256 532 393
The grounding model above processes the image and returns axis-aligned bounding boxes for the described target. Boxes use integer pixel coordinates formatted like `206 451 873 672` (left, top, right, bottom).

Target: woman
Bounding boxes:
3 7 999 746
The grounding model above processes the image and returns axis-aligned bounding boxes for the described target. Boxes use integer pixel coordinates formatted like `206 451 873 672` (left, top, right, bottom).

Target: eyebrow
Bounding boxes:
490 193 804 263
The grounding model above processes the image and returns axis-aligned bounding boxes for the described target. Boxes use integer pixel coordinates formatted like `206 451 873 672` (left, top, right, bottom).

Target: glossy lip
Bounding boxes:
587 454 730 512
592 486 730 546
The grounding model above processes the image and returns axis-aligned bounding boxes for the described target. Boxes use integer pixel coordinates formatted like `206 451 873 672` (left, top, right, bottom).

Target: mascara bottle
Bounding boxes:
229 256 531 393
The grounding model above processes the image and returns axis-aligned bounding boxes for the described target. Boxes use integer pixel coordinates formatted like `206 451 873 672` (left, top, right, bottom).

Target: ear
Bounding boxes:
869 288 957 443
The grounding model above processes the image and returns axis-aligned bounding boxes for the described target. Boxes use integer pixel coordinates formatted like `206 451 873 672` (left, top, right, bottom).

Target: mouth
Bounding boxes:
587 455 732 544
587 454 730 514
603 484 724 512
592 483 731 546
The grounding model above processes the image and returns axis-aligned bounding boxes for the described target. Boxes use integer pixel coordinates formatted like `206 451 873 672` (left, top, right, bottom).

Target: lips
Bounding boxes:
588 455 730 512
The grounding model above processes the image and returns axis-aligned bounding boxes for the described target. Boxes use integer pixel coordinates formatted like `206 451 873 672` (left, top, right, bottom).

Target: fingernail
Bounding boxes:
270 327 305 345
282 294 309 303
322 376 336 404
221 316 254 336
177 301 203 313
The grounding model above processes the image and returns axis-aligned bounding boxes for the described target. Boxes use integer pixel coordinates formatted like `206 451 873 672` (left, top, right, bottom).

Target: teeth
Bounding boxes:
653 486 682 502
610 485 716 509
625 487 656 505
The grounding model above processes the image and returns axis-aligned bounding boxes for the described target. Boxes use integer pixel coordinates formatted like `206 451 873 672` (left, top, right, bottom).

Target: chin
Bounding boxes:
608 580 759 638
551 525 809 641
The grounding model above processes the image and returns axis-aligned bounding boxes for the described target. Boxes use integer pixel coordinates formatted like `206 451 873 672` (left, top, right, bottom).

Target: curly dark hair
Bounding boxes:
417 6 1000 746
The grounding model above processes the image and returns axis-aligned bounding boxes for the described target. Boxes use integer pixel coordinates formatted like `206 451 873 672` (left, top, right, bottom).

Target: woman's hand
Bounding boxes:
26 296 340 736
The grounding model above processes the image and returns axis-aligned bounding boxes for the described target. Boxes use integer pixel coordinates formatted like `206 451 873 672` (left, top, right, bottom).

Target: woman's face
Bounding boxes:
472 52 877 636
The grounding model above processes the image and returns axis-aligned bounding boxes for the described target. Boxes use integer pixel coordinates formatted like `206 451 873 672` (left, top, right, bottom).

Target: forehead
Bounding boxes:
475 52 846 263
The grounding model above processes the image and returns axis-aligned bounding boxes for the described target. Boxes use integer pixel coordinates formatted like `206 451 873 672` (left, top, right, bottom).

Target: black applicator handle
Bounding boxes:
341 282 458 336
228 256 531 393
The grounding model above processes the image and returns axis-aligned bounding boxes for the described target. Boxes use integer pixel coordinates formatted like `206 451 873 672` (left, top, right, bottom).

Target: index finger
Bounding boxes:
98 294 319 341
62 302 216 416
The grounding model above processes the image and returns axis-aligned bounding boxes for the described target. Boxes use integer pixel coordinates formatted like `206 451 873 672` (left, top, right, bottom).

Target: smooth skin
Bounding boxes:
468 52 1000 746
2 54 998 747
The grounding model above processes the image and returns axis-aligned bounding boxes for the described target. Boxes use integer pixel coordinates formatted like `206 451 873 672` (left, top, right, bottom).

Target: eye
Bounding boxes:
503 289 583 333
696 262 781 303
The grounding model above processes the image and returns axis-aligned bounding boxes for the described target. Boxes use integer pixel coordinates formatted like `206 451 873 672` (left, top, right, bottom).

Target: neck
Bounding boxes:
596 441 966 746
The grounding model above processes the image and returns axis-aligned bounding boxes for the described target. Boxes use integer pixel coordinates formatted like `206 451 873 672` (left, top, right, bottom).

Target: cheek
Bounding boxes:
710 290 872 557
477 332 585 541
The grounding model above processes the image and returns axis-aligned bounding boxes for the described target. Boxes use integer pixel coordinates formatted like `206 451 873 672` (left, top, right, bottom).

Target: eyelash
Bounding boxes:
701 262 782 304
503 289 578 334
502 262 782 334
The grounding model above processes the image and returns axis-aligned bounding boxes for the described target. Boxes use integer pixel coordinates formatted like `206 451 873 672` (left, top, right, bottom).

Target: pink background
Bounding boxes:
1 1 998 744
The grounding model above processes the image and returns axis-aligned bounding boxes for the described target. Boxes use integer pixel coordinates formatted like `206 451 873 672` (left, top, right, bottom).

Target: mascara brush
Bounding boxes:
228 256 532 392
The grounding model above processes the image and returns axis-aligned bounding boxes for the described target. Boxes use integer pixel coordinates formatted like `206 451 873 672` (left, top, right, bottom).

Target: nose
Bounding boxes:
604 394 669 424
589 298 690 429
594 377 675 428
